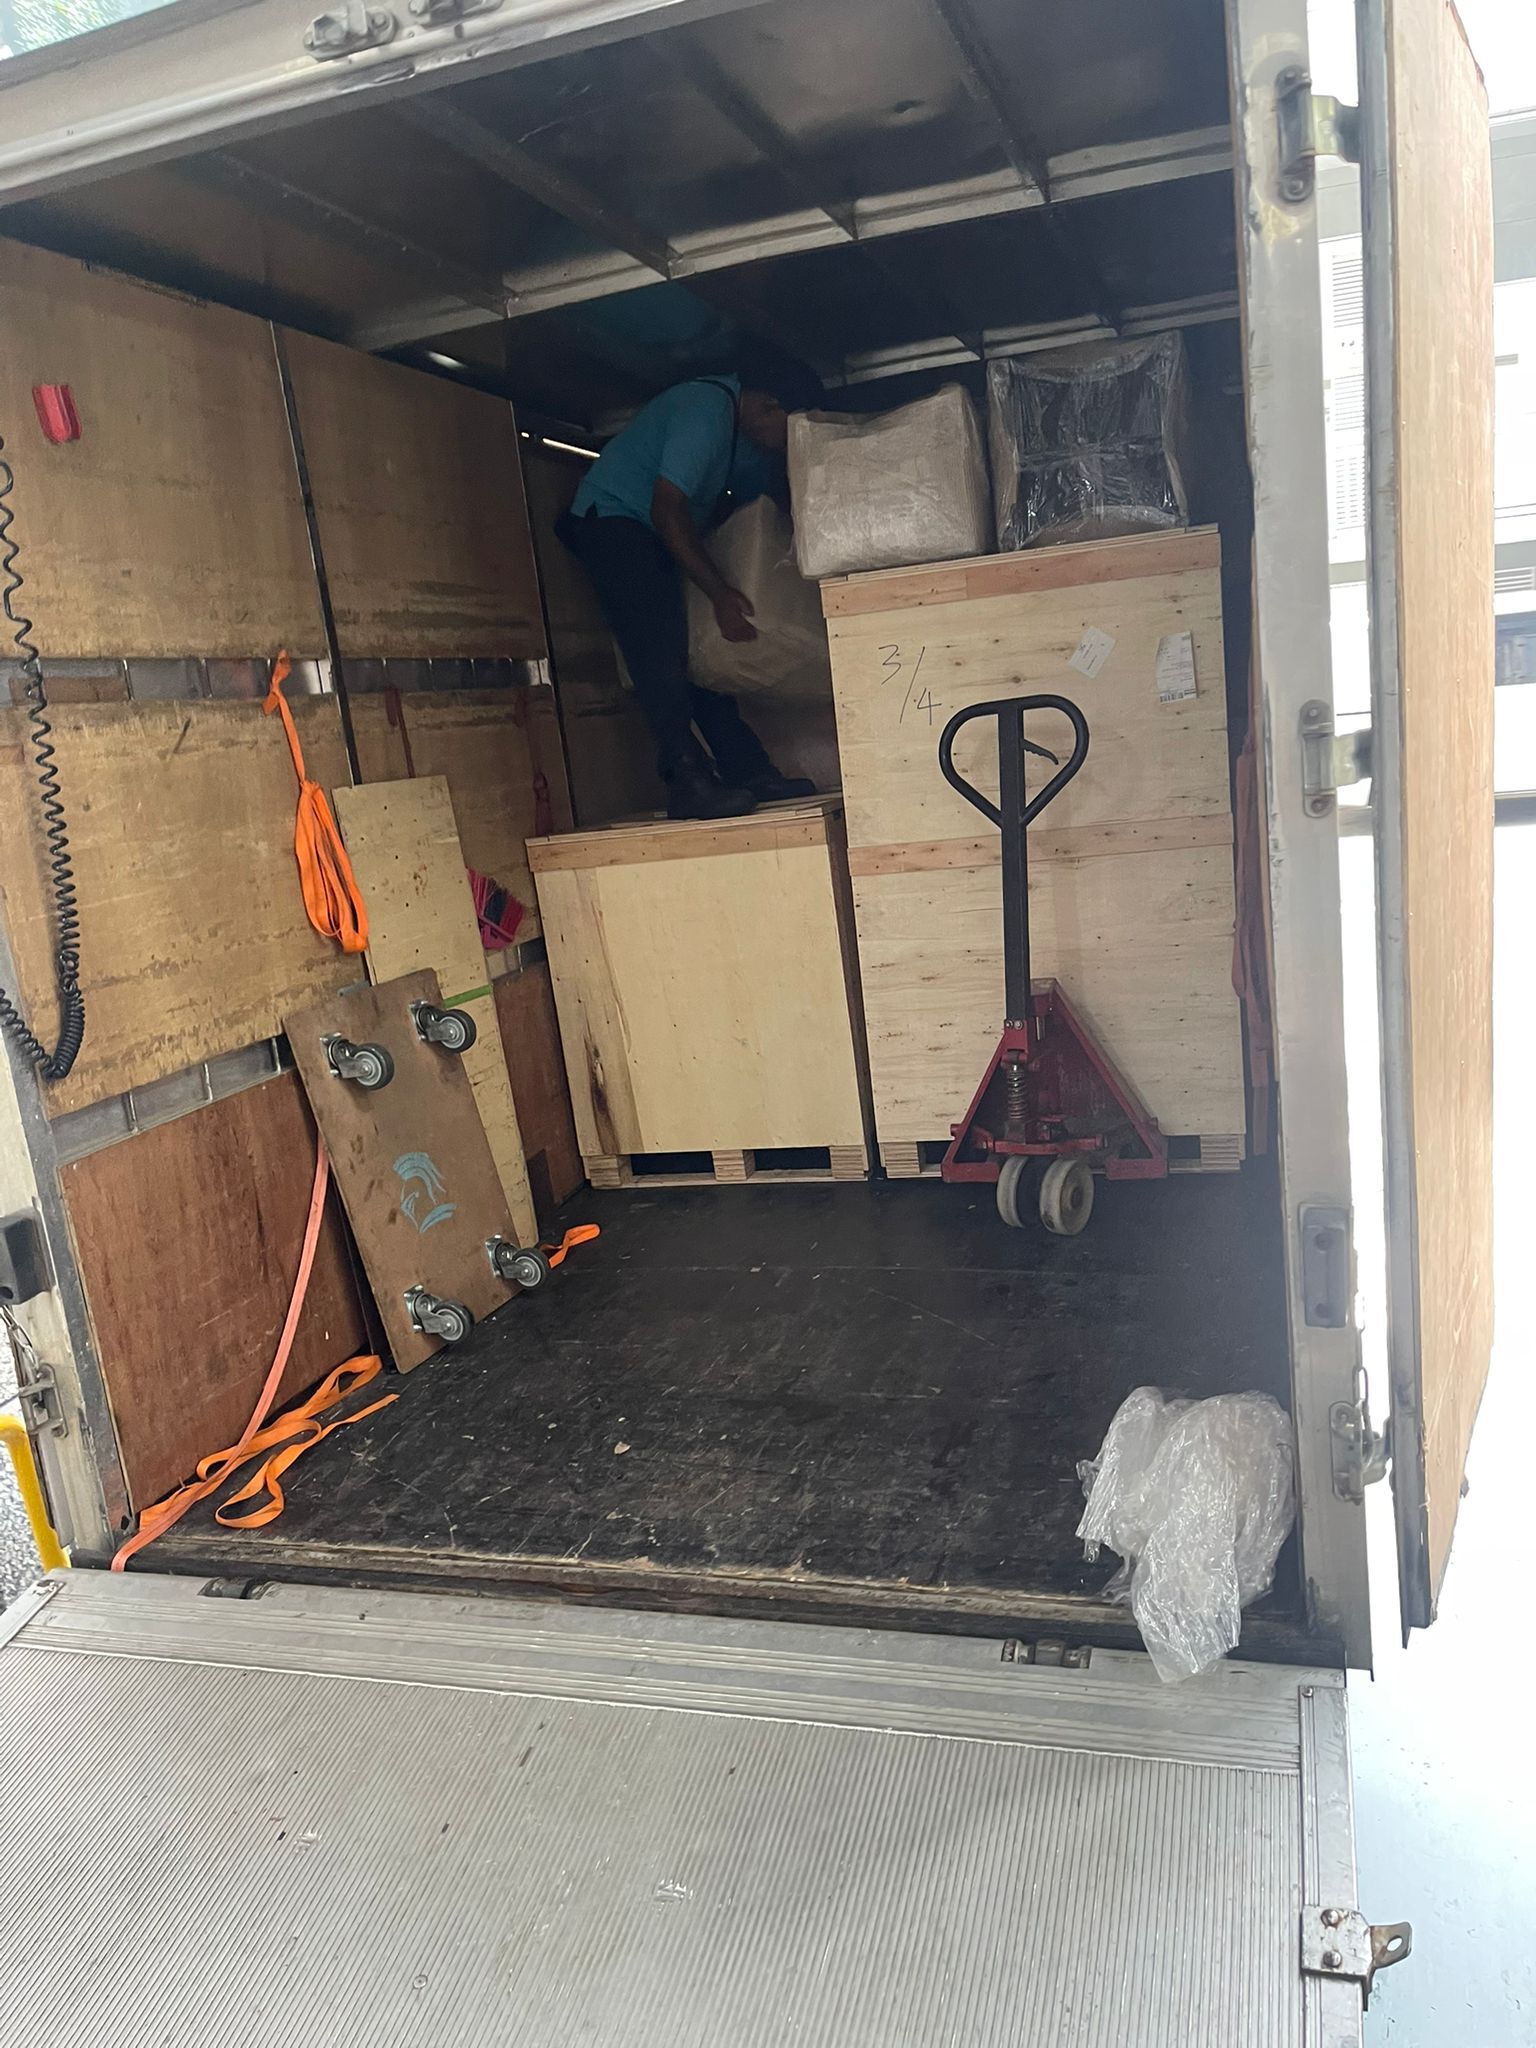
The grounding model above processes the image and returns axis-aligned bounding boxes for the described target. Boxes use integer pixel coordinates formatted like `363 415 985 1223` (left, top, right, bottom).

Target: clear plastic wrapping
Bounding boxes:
1076 1386 1296 1683
788 384 993 581
686 496 835 706
987 332 1191 551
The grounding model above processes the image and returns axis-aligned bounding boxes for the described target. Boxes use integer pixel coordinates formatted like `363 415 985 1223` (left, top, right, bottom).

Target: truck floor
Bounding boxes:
154 1169 1305 1639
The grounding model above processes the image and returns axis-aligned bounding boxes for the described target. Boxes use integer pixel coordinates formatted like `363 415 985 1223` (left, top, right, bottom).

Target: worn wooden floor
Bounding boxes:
155 1165 1303 1632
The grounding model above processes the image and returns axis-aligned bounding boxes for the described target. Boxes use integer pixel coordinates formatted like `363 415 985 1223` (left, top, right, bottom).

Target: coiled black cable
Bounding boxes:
0 434 85 1081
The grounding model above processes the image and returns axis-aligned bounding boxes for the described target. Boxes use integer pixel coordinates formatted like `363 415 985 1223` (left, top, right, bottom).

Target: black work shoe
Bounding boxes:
745 770 817 802
665 759 759 821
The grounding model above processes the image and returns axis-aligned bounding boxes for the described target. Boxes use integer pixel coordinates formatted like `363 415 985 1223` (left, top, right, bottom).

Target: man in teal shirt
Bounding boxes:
559 367 819 820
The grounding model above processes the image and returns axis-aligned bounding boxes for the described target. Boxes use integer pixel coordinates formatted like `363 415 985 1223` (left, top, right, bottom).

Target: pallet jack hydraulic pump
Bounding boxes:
938 693 1169 1235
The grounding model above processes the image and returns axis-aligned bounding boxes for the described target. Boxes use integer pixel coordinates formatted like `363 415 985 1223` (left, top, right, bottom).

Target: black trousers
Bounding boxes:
557 509 773 783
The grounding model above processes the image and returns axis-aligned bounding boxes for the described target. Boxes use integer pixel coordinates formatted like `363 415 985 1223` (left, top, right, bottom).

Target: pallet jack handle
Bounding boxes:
937 695 1090 1025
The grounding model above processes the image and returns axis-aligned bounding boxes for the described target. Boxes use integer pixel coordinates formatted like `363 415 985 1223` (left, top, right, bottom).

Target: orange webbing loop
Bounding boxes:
546 1223 601 1270
264 652 370 955
112 1144 394 1569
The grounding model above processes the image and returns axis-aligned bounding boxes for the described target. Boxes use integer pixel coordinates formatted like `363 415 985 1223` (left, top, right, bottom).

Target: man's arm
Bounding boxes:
651 477 757 643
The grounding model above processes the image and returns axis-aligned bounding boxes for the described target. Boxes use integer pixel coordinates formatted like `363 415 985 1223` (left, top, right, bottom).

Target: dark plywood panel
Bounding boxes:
495 964 584 1221
62 1074 370 1514
0 237 325 658
0 699 355 1113
283 329 545 660
286 969 519 1371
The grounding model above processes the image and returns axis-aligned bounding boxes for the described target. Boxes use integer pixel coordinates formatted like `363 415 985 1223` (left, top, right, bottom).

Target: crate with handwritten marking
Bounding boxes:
818 528 1247 1169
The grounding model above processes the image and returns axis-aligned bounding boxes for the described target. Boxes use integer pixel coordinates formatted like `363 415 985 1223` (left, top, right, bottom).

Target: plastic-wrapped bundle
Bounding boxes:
988 332 1191 550
1076 1386 1296 1683
788 385 992 581
686 497 834 707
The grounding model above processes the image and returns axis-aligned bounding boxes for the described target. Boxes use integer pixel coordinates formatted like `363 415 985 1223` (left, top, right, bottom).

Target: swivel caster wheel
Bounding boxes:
404 1287 475 1345
995 1154 1042 1230
487 1239 552 1290
1039 1156 1094 1237
323 1035 394 1090
412 1001 477 1053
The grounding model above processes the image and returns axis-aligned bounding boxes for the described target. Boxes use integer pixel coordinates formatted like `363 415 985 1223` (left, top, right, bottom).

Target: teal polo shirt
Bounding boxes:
571 375 770 530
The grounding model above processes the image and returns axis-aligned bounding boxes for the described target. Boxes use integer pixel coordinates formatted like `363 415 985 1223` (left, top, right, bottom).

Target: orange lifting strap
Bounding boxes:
112 1144 394 1569
264 652 369 955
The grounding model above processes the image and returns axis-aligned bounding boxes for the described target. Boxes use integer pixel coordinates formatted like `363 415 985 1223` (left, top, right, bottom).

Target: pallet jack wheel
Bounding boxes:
1039 1156 1094 1237
995 1154 1041 1230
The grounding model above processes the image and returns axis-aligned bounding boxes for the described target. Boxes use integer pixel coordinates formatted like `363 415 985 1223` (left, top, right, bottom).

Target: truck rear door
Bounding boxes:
1356 0 1497 1635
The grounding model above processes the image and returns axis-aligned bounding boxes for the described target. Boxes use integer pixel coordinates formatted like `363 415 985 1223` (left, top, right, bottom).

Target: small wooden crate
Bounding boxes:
821 528 1248 1162
529 799 872 1183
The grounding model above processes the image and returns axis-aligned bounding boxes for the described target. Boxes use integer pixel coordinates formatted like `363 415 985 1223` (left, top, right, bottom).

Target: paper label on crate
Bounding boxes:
1068 625 1116 679
1156 630 1198 703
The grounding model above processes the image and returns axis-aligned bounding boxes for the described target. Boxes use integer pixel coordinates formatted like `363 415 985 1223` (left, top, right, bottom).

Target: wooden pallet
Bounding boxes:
587 1143 871 1190
878 1134 1245 1179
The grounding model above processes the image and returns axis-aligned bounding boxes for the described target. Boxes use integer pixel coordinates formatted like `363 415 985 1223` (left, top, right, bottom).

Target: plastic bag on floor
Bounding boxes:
1076 1386 1296 1683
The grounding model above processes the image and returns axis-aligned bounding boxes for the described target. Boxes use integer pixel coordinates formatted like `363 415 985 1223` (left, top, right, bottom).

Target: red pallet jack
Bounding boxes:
938 694 1168 1234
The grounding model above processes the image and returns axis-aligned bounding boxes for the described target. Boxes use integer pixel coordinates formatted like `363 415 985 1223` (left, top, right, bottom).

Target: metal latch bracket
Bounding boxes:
1001 1637 1091 1670
1301 1907 1412 2000
14 1357 67 1440
1276 69 1360 202
1301 702 1372 818
304 1 397 58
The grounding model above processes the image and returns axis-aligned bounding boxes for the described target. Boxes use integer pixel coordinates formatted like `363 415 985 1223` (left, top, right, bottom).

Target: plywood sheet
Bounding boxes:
332 776 537 1247
824 529 1229 851
62 1075 370 1512
283 330 545 660
350 690 546 939
854 846 1246 1143
533 808 866 1158
0 238 324 658
286 971 519 1372
495 965 584 1219
0 699 355 1114
1381 0 1496 1611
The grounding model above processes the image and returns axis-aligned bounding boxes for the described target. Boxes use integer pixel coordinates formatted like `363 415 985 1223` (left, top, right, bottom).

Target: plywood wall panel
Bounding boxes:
0 238 323 658
283 330 545 660
0 699 355 1114
62 1075 369 1512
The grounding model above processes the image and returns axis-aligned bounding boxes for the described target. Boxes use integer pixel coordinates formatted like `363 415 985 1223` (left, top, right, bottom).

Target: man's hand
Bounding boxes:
714 589 758 644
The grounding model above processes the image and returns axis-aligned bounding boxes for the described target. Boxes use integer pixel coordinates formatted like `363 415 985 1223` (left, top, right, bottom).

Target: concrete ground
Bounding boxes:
1345 819 1536 2045
0 1327 38 1609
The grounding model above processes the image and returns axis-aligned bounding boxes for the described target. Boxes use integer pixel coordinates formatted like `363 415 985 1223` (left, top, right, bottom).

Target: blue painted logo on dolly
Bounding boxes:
394 1151 455 1233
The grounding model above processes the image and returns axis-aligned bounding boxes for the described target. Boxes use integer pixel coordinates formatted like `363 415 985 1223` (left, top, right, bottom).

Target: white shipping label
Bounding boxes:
1068 625 1116 679
1156 630 1198 703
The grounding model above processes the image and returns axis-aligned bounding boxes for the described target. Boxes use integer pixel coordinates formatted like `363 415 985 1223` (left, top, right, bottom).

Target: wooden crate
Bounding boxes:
529 800 871 1177
822 529 1246 1162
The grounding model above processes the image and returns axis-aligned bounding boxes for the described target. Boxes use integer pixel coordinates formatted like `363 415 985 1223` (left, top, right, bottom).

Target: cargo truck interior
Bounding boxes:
0 0 1325 1654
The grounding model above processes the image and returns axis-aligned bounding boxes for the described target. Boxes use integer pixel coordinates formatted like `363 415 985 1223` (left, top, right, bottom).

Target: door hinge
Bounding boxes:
1001 1637 1091 1670
1276 69 1360 202
1301 1907 1412 2001
303 0 397 58
1331 1366 1389 1504
1300 702 1372 818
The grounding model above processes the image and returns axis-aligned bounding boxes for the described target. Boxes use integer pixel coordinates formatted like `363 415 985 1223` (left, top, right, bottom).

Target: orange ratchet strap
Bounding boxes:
264 651 369 954
546 1223 601 1269
112 1143 394 1569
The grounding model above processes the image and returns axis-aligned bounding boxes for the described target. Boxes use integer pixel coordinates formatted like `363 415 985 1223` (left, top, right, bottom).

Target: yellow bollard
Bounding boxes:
0 1413 68 1573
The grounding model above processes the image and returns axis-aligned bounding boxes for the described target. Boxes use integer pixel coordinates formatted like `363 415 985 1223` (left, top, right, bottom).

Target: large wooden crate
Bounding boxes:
821 529 1246 1166
529 799 872 1186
